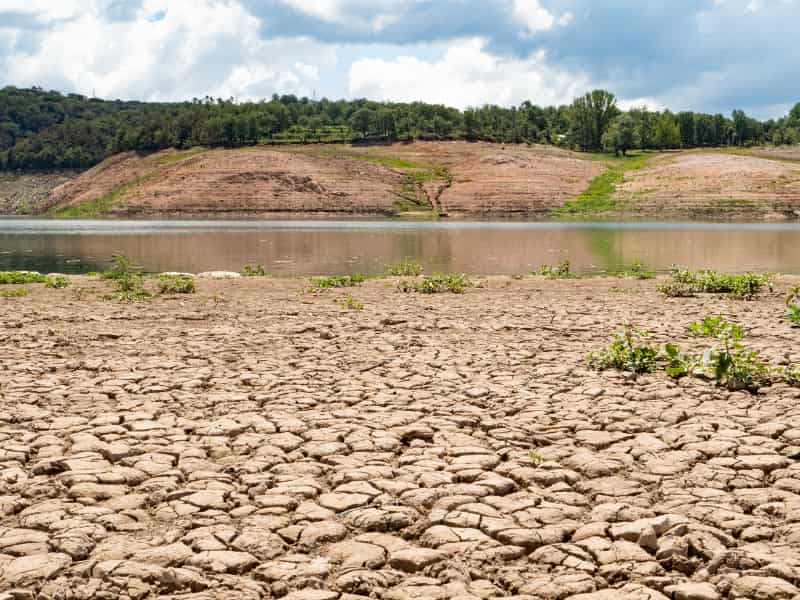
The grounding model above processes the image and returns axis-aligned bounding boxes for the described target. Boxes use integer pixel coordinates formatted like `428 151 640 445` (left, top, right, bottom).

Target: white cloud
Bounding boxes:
348 38 589 108
0 0 336 100
618 96 663 112
512 0 555 32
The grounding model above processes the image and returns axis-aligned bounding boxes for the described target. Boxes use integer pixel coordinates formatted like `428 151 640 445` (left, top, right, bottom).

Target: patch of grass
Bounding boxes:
557 152 650 216
609 286 640 294
717 198 757 209
309 274 366 290
398 273 473 294
0 287 29 298
341 295 364 310
588 327 660 374
660 266 773 300
152 148 206 165
0 271 47 285
535 259 576 279
386 260 424 277
50 181 136 218
157 274 195 294
242 264 268 277
45 275 70 289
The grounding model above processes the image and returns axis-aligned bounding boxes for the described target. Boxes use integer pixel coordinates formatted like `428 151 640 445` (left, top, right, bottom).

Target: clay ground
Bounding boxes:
615 151 800 219
1 275 800 599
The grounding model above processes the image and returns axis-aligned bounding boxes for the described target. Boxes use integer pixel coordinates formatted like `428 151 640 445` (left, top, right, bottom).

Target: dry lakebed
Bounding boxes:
1 274 800 600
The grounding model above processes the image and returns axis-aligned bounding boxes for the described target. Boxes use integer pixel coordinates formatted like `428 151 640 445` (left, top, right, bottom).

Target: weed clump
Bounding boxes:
386 260 424 277
398 273 473 294
242 264 268 277
100 254 152 302
659 266 772 299
618 259 655 279
588 328 659 374
0 287 29 298
309 274 366 290
45 275 70 289
158 275 196 294
0 271 47 285
787 285 800 327
536 260 575 279
341 295 364 310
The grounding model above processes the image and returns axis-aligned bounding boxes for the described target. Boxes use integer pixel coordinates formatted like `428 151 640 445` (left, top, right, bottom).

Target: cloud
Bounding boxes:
348 38 588 108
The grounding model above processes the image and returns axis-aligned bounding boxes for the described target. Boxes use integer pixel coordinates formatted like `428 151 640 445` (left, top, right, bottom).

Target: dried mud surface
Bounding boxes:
2 276 800 599
616 152 800 219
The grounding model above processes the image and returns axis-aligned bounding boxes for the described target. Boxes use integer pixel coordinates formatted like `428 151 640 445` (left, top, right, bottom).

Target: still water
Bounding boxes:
1 219 800 275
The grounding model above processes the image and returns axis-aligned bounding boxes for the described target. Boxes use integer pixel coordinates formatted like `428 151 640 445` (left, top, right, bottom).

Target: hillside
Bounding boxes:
2 142 800 219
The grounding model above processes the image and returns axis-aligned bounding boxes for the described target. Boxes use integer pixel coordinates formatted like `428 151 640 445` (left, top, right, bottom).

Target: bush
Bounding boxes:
0 271 47 285
536 259 574 279
386 260 424 277
657 280 697 298
102 254 136 281
619 259 655 279
158 275 195 294
588 328 659 374
398 273 473 294
687 316 744 340
242 264 268 277
309 274 366 290
100 254 152 302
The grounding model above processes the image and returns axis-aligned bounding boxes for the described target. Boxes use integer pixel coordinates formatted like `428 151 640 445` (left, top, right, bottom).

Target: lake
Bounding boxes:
1 218 800 275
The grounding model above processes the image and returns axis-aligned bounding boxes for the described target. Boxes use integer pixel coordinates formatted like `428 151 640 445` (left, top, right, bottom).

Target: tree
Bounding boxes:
568 89 619 151
350 108 374 138
602 114 640 155
789 102 800 127
653 114 681 149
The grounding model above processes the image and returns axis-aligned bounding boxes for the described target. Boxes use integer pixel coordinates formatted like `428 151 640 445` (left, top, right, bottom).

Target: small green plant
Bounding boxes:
786 304 800 327
158 274 196 294
309 274 366 290
0 287 29 298
529 450 545 467
787 285 800 306
0 271 47 285
661 266 772 300
386 260 424 277
662 343 696 379
341 295 364 310
100 254 152 302
398 273 473 294
536 259 574 279
687 316 745 340
588 328 660 374
45 275 70 289
242 264 268 277
102 254 136 281
619 259 655 279
783 365 800 386
609 286 639 294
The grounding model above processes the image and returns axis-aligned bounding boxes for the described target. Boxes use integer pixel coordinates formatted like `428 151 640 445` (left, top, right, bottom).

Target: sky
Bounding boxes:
0 0 798 119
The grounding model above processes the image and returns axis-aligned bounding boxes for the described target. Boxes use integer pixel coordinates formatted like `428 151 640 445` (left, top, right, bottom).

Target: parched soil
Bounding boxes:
1 275 800 599
616 151 800 219
0 171 77 214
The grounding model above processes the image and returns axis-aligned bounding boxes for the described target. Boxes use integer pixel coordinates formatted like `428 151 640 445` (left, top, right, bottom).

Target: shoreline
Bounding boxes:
1 274 799 597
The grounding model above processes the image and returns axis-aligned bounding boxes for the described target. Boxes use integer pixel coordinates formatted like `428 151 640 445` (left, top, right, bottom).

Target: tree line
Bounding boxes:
1 86 799 171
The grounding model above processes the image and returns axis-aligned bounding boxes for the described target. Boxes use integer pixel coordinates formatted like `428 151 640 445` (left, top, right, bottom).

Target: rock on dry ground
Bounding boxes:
1 275 800 599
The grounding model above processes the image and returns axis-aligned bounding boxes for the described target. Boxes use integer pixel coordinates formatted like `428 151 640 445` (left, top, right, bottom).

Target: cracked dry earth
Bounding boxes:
2 276 800 600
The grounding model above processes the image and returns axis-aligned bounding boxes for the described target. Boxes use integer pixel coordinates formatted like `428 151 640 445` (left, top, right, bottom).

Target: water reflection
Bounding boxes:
1 219 799 275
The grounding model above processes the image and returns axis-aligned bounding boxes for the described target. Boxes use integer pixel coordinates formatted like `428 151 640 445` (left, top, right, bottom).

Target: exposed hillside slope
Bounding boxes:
3 142 800 219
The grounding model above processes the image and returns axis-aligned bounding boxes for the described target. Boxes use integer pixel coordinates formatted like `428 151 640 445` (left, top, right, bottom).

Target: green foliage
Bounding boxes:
787 285 800 306
786 303 800 327
49 181 134 217
386 260 424 277
602 114 640 156
783 365 800 386
619 259 655 279
569 89 620 151
0 287 29 298
529 450 545 467
588 328 660 374
398 273 473 294
242 264 268 277
536 259 574 278
0 271 47 284
687 316 745 340
662 343 696 379
341 295 364 310
558 153 649 215
45 275 70 289
309 274 366 290
660 266 772 299
157 275 196 294
100 253 152 301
